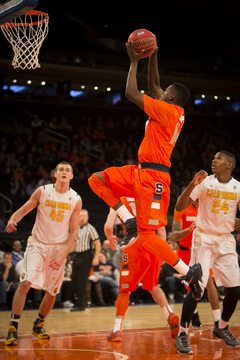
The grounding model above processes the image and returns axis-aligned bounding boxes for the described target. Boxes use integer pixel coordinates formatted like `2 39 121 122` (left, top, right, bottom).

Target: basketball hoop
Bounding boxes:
1 10 49 70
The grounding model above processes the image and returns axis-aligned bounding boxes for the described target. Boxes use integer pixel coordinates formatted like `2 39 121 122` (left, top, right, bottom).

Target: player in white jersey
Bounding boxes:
174 151 240 354
5 162 82 346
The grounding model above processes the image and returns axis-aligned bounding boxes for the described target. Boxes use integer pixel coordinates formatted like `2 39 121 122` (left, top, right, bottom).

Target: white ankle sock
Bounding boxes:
163 305 173 320
173 259 189 276
113 317 123 333
212 309 221 322
116 205 134 223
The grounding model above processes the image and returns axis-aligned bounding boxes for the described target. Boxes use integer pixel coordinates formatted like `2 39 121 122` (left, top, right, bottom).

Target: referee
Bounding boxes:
71 209 101 311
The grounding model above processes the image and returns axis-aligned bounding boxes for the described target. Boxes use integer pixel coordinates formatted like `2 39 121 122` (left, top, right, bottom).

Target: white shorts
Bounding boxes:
20 236 65 296
189 228 239 288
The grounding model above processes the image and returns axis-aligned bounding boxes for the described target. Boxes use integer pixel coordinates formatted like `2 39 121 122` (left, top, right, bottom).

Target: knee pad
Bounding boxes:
222 286 240 322
225 286 240 297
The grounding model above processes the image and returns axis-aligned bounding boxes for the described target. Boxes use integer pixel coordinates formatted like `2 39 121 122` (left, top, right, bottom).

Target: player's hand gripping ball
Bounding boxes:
128 29 157 58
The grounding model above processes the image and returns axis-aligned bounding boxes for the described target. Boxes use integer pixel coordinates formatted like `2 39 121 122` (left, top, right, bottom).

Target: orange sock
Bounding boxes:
116 293 130 317
88 173 120 208
138 231 178 266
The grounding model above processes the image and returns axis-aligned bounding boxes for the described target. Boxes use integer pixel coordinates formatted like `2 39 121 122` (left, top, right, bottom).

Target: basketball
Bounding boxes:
128 29 157 58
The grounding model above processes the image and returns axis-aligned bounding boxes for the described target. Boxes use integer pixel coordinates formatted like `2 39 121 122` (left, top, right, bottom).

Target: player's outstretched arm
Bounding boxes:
6 188 41 233
176 170 208 211
172 221 196 242
148 48 164 99
125 41 144 109
156 226 166 241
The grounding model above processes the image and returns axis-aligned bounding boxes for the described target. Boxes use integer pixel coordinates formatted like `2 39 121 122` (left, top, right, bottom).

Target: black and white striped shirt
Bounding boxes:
75 223 99 252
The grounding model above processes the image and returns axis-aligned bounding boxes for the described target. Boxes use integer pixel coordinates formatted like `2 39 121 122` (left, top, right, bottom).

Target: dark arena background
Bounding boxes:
0 1 240 359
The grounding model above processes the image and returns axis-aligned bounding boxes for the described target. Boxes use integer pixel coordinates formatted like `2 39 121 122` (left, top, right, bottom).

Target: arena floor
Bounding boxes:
1 302 240 359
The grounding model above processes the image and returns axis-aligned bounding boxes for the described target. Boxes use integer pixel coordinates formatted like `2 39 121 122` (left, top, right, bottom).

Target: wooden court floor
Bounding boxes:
1 301 240 359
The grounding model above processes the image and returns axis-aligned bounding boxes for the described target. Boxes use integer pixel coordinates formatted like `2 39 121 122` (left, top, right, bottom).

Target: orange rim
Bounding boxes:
1 10 49 27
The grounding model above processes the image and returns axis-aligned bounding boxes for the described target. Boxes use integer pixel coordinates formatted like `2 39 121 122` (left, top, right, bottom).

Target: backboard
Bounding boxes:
0 0 38 25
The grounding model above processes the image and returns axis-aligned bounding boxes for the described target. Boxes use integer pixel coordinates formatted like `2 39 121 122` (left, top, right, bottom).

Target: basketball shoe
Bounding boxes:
168 313 179 339
120 218 137 248
191 311 202 328
32 321 50 339
107 330 122 342
174 332 193 354
212 321 240 347
5 325 18 346
181 263 204 300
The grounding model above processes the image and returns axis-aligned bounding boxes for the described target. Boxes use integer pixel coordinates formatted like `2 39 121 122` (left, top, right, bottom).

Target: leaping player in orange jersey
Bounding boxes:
105 197 179 341
88 38 203 301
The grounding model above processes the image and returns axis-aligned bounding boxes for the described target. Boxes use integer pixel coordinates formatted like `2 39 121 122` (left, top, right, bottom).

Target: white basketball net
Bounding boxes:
1 10 49 70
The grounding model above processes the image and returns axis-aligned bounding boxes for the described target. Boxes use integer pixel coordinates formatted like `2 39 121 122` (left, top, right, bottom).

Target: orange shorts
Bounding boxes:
103 165 171 231
119 239 161 293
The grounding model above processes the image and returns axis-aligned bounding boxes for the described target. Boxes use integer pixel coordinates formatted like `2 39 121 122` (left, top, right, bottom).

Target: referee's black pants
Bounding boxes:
71 249 94 308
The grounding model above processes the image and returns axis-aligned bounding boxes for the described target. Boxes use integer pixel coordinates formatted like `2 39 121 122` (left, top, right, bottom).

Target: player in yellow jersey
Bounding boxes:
174 151 240 354
5 162 82 346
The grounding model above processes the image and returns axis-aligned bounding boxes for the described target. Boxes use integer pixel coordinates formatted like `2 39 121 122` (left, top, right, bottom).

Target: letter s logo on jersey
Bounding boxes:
155 183 163 194
123 254 128 263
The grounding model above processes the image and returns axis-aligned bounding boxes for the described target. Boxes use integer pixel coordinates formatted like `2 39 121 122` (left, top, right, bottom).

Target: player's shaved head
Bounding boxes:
173 82 190 107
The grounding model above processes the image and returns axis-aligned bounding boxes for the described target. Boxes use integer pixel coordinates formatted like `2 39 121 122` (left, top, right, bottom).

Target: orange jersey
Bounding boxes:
138 94 185 167
173 204 198 248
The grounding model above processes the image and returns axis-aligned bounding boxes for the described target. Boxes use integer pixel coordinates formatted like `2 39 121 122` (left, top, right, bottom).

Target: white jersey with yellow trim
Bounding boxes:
190 175 240 234
31 184 80 244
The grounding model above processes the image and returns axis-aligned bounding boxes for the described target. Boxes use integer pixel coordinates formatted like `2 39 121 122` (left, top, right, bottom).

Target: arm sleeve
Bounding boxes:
173 208 184 222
